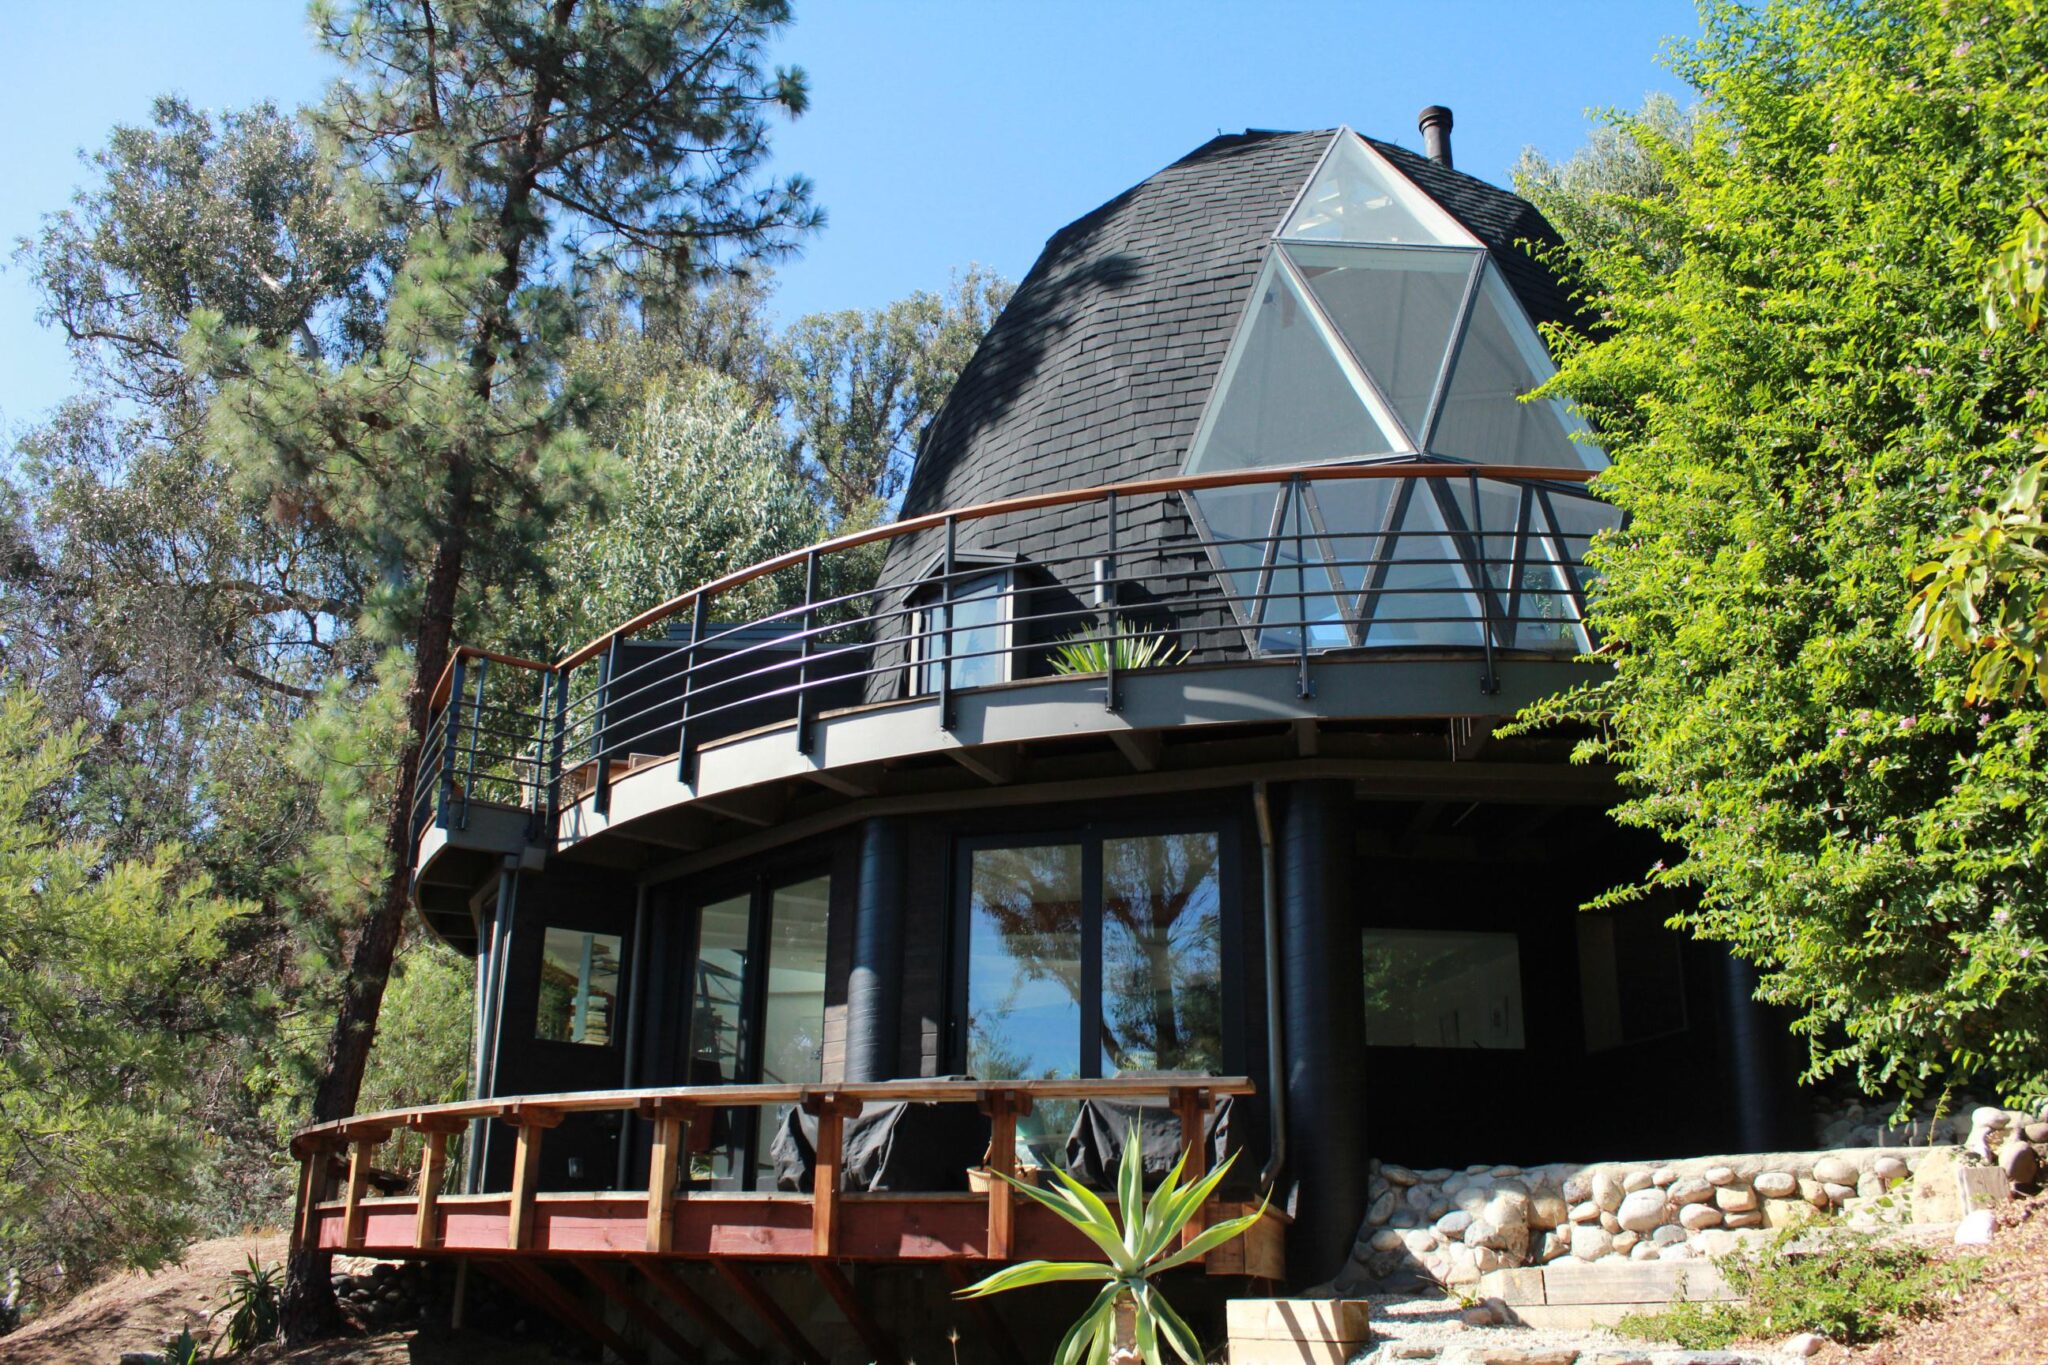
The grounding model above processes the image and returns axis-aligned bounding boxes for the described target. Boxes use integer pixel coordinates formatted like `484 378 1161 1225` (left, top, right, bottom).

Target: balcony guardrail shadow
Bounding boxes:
411 461 1613 845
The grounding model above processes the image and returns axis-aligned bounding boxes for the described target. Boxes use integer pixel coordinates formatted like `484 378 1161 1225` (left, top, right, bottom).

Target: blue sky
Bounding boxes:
0 2 1699 435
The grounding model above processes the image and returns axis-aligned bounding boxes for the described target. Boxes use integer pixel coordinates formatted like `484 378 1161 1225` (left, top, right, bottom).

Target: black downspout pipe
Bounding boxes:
845 817 907 1081
1278 780 1367 1287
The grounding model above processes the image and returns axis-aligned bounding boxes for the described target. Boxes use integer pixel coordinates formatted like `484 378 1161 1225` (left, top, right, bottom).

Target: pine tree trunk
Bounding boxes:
280 531 466 1342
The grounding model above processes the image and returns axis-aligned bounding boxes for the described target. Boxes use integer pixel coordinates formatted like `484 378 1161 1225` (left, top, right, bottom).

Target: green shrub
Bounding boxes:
1048 620 1189 676
1616 1225 1980 1348
212 1255 282 1355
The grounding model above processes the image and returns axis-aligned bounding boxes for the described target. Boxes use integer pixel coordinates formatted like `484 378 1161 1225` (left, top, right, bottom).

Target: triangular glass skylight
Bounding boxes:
1182 255 1403 476
1286 243 1475 442
1281 132 1478 247
1262 488 1352 653
1427 262 1603 470
1186 481 1284 619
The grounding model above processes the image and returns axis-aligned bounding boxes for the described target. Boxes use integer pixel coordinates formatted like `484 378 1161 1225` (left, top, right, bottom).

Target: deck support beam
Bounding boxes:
574 1257 704 1365
632 1258 761 1363
812 1262 900 1365
491 1260 644 1365
715 1262 826 1365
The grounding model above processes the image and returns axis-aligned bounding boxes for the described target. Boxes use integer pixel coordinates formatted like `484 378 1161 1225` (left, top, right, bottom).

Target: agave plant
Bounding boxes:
1048 620 1190 676
955 1124 1266 1365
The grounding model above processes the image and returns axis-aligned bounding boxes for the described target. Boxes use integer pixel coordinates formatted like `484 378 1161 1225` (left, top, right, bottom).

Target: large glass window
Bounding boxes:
1361 928 1525 1049
684 871 832 1188
917 571 1012 693
963 830 1226 1165
535 928 623 1045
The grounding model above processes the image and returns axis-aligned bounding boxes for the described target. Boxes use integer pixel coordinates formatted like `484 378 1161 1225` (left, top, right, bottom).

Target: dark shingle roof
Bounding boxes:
897 128 1582 520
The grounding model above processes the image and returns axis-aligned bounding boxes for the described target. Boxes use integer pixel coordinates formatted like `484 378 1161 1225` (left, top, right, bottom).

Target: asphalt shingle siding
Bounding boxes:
864 129 1583 700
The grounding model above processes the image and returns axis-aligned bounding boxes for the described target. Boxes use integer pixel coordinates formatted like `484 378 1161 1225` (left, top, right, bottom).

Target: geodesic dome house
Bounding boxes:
292 115 1806 1358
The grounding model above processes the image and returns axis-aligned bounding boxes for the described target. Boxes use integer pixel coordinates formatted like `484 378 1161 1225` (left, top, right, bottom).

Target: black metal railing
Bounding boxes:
409 462 1616 843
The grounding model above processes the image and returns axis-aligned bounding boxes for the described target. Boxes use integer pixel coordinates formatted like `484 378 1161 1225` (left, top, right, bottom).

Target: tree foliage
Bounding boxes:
1523 0 2048 1107
0 686 245 1299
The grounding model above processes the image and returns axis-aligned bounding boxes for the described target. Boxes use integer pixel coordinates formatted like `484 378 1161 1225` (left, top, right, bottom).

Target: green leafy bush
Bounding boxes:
213 1255 282 1355
1048 621 1189 676
1616 1225 1979 1348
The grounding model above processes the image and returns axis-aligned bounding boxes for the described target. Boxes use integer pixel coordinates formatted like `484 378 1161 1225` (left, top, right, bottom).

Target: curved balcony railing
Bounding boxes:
412 461 1610 843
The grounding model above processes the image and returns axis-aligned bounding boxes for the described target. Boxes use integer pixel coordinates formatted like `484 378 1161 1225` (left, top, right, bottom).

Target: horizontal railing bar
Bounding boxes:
428 645 555 712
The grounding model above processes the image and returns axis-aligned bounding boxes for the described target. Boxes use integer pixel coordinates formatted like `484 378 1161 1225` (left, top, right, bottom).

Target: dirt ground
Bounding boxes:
0 1234 572 1365
1831 1192 2048 1365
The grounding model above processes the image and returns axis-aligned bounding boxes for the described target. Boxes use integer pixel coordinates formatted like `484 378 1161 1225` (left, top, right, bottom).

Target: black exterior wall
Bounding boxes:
1719 954 1810 1151
846 817 908 1082
1276 779 1368 1286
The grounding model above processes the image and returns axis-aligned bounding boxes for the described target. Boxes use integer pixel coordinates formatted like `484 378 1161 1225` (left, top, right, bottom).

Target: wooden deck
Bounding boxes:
292 1077 1284 1276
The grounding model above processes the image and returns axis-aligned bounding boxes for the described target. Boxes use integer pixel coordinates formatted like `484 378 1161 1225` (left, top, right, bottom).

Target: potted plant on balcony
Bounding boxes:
954 1125 1265 1365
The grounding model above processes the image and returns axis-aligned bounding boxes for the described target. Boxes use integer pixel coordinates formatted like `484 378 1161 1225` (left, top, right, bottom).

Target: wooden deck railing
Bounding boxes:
291 1077 1264 1268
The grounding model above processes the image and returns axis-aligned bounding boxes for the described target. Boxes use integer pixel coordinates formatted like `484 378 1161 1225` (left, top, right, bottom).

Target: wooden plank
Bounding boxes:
574 1257 703 1365
415 1130 450 1250
804 1093 861 1257
1168 1086 1213 1248
506 1107 564 1251
978 1090 1030 1261
290 1141 336 1252
342 1135 384 1251
631 1258 762 1363
715 1262 826 1365
641 1098 694 1255
490 1260 644 1365
812 1262 900 1365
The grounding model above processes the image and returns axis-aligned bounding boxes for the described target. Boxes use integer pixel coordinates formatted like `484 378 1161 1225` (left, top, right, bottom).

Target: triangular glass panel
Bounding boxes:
1260 486 1353 653
1510 494 1590 653
1427 262 1605 469
1305 475 1401 601
1537 486 1625 648
1281 132 1476 247
1287 243 1477 442
1360 480 1486 648
1184 255 1403 475
1186 482 1284 630
1440 473 1525 632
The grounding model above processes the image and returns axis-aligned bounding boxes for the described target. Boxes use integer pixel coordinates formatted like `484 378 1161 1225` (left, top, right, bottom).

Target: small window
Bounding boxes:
536 928 623 1045
1362 928 1525 1049
915 570 1014 693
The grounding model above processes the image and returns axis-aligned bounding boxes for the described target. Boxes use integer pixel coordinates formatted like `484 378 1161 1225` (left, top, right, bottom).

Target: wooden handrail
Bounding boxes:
554 461 1601 671
296 1075 1255 1143
426 644 555 713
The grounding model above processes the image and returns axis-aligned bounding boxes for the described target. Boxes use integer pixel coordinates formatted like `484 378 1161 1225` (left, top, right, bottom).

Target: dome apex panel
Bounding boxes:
1280 130 1481 247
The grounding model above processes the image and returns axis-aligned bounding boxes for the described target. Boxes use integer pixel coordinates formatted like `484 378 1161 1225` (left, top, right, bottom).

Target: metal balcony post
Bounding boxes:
796 548 820 754
938 515 957 731
1292 476 1313 700
677 592 709 785
460 656 488 830
1103 491 1121 713
593 635 618 816
546 665 569 843
527 668 551 841
1473 473 1500 696
437 655 465 829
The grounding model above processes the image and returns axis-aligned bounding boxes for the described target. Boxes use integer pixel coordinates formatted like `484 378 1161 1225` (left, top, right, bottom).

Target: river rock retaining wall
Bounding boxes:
1340 1103 2048 1291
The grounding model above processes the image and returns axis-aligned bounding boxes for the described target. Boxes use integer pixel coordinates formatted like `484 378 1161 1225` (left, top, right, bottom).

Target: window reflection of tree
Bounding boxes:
968 845 1082 1079
1104 834 1222 1074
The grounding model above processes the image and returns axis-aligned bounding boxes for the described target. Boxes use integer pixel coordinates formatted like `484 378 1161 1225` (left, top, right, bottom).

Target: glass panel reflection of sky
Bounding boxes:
1101 834 1223 1075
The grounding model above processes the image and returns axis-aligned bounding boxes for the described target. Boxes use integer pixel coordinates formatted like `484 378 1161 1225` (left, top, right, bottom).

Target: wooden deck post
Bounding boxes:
640 1096 695 1254
503 1104 563 1251
1169 1085 1215 1248
289 1136 338 1252
802 1090 862 1257
341 1126 393 1251
978 1087 1032 1261
407 1112 467 1250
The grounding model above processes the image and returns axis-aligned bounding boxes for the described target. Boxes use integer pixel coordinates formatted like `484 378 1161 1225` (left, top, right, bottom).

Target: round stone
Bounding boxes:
1630 1241 1660 1260
1490 1164 1522 1178
1651 1222 1688 1246
1754 1171 1797 1199
1972 1106 2012 1130
1812 1155 1858 1186
1568 1200 1600 1224
1871 1156 1908 1184
1561 1173 1592 1204
1529 1195 1568 1230
1443 1174 1468 1197
1822 1182 1857 1204
1592 1170 1625 1212
1999 1141 2040 1187
1390 1208 1420 1229
1484 1190 1532 1230
1669 1177 1715 1205
1436 1209 1473 1238
1426 1198 1451 1220
1370 1228 1404 1253
1571 1225 1613 1261
1714 1184 1758 1213
1704 1165 1736 1187
1679 1202 1724 1231
1612 1229 1640 1254
1599 1211 1622 1233
1622 1170 1654 1193
1367 1191 1396 1225
1403 1229 1437 1256
1724 1210 1765 1229
2024 1122 2048 1144
1617 1188 1669 1233
1652 1167 1679 1187
1383 1163 1419 1187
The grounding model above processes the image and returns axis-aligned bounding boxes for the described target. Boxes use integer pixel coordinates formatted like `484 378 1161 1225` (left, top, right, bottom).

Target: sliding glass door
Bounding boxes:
957 827 1229 1162
683 870 831 1189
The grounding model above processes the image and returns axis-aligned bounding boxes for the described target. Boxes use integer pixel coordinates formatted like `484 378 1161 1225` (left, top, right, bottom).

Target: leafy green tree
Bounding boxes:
1513 92 1695 278
0 685 245 1302
187 2 818 1336
1519 0 2048 1109
776 264 1012 525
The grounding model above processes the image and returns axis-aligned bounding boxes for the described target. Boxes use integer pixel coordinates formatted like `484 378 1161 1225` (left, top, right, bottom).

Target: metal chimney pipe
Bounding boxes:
1418 105 1454 168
